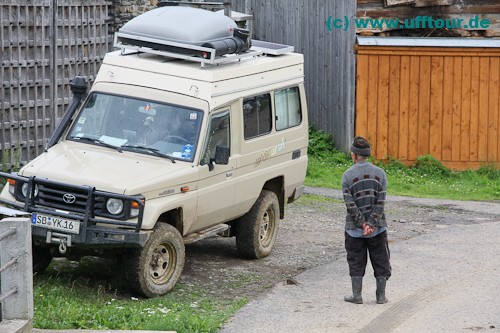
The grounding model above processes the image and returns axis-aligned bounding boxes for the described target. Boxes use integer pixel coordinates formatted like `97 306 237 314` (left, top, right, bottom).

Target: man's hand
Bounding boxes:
362 222 375 236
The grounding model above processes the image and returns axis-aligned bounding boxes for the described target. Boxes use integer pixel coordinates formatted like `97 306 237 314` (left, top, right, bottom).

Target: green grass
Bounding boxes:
306 127 499 201
33 258 247 332
295 194 342 205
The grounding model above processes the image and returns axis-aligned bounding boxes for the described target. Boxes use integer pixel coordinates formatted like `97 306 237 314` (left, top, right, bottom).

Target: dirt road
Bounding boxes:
182 187 499 305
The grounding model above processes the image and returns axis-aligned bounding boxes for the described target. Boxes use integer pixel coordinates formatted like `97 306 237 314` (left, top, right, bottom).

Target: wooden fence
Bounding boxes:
232 0 357 152
356 39 500 170
0 1 113 170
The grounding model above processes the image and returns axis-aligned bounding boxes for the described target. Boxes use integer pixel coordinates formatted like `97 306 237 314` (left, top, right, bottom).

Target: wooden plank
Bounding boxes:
387 55 400 159
469 57 480 162
488 57 499 162
415 0 454 7
399 55 411 160
377 55 390 160
460 57 472 162
357 47 500 58
366 55 379 150
440 161 493 170
442 56 454 161
356 55 370 138
498 62 500 164
356 4 500 17
408 57 420 160
408 56 420 161
418 56 431 157
429 56 443 159
451 57 462 161
478 57 489 162
384 0 415 7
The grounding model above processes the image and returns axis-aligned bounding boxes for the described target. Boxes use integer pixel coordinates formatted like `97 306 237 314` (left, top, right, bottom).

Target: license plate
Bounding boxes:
31 213 80 234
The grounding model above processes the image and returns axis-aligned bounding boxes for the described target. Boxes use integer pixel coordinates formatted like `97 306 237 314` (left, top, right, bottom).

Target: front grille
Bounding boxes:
0 171 145 232
35 183 91 214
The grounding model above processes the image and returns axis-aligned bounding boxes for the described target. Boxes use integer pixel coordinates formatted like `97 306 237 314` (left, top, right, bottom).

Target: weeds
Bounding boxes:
34 258 247 332
306 127 499 201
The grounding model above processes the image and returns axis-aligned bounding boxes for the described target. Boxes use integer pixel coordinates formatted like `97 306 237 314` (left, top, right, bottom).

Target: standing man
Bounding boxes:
342 136 391 304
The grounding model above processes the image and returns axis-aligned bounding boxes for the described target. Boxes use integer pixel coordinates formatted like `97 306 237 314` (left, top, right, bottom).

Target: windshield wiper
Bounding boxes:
121 145 176 163
71 136 123 153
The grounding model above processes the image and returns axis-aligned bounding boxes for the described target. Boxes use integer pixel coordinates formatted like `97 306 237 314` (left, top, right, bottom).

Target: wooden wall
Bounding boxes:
232 0 357 152
356 45 500 170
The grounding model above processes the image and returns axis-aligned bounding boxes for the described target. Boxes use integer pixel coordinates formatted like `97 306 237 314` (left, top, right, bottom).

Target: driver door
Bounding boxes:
196 109 236 230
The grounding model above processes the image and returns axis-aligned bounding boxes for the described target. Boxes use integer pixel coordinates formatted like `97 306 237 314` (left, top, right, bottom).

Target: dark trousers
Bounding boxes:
345 230 391 278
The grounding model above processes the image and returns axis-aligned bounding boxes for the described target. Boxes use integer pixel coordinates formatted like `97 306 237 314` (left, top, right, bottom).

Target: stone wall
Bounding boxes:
112 0 209 30
112 0 158 30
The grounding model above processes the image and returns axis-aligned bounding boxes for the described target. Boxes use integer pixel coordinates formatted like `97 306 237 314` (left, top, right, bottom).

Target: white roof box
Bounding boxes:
114 6 294 67
118 6 238 46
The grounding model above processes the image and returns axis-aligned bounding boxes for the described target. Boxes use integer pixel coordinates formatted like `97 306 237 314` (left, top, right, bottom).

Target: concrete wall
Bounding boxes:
0 218 33 332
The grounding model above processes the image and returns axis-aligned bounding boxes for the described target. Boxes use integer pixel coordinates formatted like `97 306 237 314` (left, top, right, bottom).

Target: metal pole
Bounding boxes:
224 1 231 18
50 0 57 134
0 255 2 322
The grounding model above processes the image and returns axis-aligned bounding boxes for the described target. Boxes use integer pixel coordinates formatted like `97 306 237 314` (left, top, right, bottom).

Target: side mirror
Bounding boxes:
208 145 230 171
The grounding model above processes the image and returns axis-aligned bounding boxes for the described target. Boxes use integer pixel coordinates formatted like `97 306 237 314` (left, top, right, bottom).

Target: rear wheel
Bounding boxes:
235 190 280 259
125 223 185 297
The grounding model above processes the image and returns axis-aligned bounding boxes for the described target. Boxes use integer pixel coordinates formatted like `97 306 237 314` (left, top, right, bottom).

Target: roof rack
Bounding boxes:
114 32 294 68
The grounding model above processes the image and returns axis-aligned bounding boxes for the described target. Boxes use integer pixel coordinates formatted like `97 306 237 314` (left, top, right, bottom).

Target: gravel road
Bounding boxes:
182 187 499 304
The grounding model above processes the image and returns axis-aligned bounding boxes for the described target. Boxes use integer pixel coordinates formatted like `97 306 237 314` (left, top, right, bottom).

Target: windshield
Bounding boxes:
67 93 203 161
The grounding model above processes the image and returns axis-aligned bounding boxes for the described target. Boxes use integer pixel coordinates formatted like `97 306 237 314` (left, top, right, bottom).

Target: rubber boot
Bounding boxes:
344 276 363 304
376 277 388 304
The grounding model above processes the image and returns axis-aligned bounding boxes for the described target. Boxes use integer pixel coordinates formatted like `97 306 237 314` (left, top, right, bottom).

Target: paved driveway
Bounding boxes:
220 191 500 333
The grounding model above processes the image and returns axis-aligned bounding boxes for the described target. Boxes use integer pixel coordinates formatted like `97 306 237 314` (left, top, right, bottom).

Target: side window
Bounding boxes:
201 111 230 165
275 86 302 131
243 93 272 139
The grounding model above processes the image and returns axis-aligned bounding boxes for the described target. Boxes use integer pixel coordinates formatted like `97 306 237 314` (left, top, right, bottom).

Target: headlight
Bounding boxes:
106 198 124 215
21 183 39 198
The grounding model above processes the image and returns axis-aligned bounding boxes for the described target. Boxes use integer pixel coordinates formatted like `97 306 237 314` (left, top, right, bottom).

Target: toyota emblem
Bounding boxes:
63 193 76 204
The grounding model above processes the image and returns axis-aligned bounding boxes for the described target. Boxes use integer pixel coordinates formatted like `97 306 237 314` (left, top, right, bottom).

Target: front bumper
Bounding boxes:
0 172 149 249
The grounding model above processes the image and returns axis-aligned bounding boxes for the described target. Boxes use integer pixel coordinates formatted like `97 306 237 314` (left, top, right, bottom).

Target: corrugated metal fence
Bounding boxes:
0 1 113 170
232 0 357 151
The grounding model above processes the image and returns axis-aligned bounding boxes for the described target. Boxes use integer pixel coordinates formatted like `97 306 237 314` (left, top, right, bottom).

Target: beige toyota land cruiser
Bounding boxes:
0 7 308 297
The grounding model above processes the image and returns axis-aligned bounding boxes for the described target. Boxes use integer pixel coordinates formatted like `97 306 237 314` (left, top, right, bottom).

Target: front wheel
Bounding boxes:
235 190 280 259
32 244 53 274
125 223 185 297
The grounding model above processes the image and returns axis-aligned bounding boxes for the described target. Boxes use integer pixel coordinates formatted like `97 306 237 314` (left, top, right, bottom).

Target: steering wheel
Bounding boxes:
163 135 189 145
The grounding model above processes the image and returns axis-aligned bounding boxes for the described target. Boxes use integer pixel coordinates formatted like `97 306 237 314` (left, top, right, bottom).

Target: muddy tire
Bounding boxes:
32 245 53 274
235 190 280 259
125 223 185 297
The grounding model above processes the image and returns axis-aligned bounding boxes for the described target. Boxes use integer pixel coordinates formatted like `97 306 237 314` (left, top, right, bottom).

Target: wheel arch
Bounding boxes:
157 207 183 235
263 176 284 219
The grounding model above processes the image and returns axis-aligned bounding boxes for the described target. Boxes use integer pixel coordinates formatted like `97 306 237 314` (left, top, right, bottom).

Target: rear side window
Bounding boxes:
275 87 302 131
243 94 272 139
